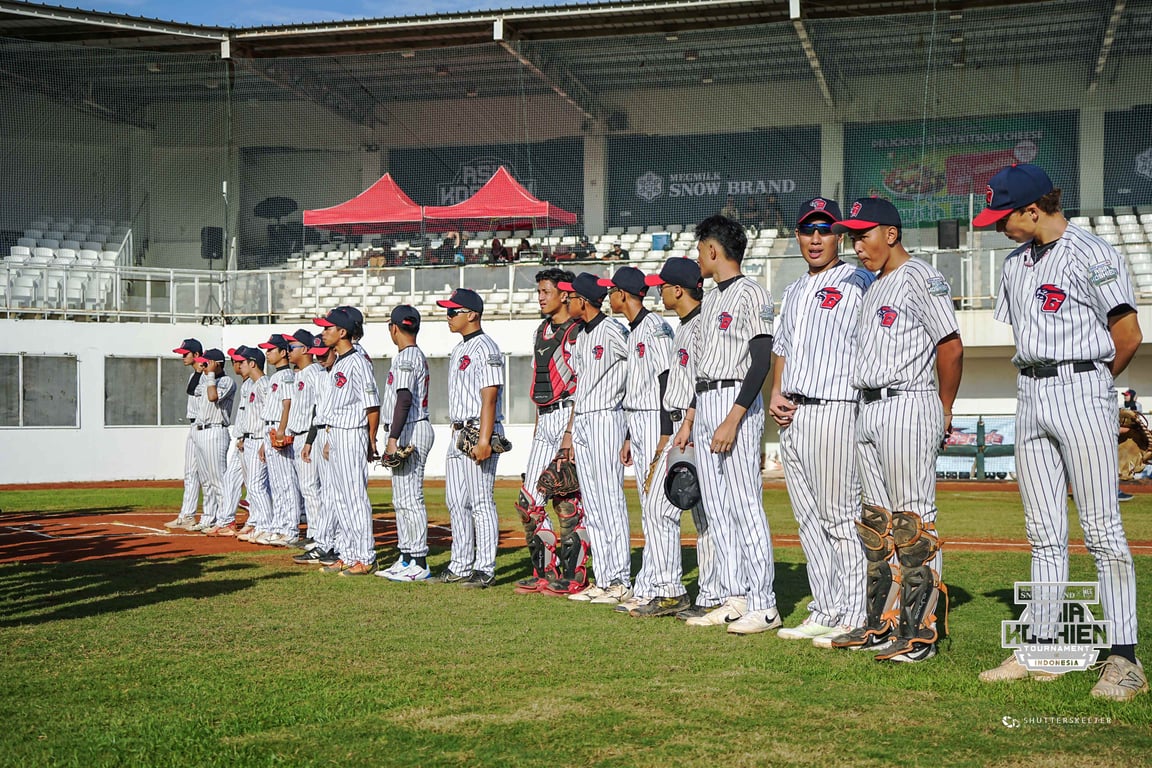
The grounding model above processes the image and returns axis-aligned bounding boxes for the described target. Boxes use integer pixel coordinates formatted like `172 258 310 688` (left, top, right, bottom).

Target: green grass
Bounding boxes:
1 487 1151 766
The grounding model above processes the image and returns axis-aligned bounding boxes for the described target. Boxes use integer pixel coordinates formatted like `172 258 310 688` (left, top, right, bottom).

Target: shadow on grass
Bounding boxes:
0 556 294 628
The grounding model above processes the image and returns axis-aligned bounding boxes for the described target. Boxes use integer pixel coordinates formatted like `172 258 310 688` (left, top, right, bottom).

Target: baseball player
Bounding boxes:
294 339 341 565
973 164 1146 700
165 338 203 530
436 288 506 588
680 215 779 635
378 305 436 582
557 273 632 605
769 197 871 644
232 346 273 543
205 347 249 537
255 334 303 546
189 349 236 534
285 329 327 551
829 197 963 663
513 268 585 595
313 306 381 576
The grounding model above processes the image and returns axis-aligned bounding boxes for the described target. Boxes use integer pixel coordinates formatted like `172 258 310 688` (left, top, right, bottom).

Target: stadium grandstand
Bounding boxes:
1 0 1151 482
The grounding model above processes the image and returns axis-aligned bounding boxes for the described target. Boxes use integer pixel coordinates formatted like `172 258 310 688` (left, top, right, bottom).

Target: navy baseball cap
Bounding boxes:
314 306 360 331
436 288 484 314
390 304 421 332
195 348 226 364
558 273 608 303
833 198 902 232
664 444 702 510
645 258 701 290
173 338 202 356
797 196 842 225
288 329 317 349
337 305 364 326
239 346 266 368
258 334 290 351
597 266 648 297
227 345 247 362
973 164 1054 227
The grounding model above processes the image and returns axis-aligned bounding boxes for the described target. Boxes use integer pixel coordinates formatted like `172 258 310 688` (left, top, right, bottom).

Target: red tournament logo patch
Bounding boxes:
850 201 863 218
334 371 348 388
297 381 304 391
1035 284 1068 313
677 349 689 367
593 345 605 360
816 287 843 309
636 342 646 358
877 306 898 327
459 355 471 371
387 372 394 385
718 312 733 330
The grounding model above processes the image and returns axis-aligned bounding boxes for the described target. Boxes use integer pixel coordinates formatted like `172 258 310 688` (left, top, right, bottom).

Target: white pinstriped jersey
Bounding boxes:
572 313 628 414
317 348 381 428
240 377 270 434
231 379 250 438
623 309 674 410
381 345 431 425
994 223 1135 367
663 309 701 412
775 262 874 401
448 332 504 422
852 258 959 392
694 275 774 381
286 363 327 435
259 366 295 422
194 375 235 425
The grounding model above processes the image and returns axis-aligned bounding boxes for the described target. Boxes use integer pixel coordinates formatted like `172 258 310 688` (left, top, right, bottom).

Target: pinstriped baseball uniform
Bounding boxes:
288 363 327 540
774 261 871 628
995 223 1138 644
261 365 303 537
853 257 958 581
319 348 381 566
310 371 339 553
192 374 235 528
239 376 273 532
572 313 631 587
180 374 201 520
219 379 247 527
382 344 434 559
692 275 777 612
446 332 505 577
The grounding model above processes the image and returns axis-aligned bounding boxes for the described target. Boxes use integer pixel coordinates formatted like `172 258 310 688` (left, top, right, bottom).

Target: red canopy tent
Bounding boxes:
422 166 577 231
303 173 423 234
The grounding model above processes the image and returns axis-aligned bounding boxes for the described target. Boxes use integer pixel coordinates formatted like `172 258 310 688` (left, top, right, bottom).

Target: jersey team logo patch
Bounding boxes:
877 305 898 327
249 393 255 403
271 382 278 392
636 341 646 358
1035 284 1068 313
297 381 305 391
677 349 689 367
816 287 842 309
334 372 348 388
387 372 394 385
459 355 471 370
718 311 733 330
593 345 605 360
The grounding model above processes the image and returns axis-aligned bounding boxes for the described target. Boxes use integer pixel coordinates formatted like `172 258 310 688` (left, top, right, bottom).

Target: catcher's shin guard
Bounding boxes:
833 503 900 650
875 511 945 662
528 530 560 583
552 496 589 588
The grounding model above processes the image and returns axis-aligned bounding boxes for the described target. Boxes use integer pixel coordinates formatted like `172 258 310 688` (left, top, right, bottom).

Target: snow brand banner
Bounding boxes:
1104 106 1152 208
844 112 1078 226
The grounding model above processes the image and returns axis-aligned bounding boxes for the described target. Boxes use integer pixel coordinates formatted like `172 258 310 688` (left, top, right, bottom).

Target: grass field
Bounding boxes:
2 485 1151 767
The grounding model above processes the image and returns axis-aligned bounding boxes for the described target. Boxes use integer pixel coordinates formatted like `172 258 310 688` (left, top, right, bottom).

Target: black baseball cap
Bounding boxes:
664 444 702 510
315 306 361 331
195 348 226 364
173 338 202 356
337 305 364 326
833 198 902 232
973 164 1054 227
239 346 266 368
436 288 484 314
597 266 647 297
258 334 290 351
227 345 247 362
1124 388 1136 397
558 273 607 302
288 329 318 349
390 304 421 332
645 258 701 290
796 196 842 225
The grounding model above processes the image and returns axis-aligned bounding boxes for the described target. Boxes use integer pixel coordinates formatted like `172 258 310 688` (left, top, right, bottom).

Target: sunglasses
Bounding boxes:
446 307 469 318
287 343 306 351
606 286 621 295
797 222 835 235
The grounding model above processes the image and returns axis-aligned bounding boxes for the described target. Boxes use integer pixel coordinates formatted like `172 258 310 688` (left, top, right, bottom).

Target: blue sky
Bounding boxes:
39 1 596 27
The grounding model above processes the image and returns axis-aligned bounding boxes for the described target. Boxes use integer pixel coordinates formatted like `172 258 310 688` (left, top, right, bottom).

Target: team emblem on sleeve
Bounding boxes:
636 342 646 358
593 345 605 360
334 371 348 388
926 276 951 297
718 311 733 330
877 306 899 327
677 349 689 366
816 287 843 309
486 353 503 367
1088 262 1119 286
459 355 472 370
1035 284 1068 313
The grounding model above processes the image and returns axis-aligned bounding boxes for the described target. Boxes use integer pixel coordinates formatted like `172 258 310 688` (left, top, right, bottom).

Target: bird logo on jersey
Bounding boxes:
593 345 605 360
877 306 898 327
334 371 348 388
816 287 843 309
850 201 863 218
387 372 394 385
297 381 304 391
249 392 255 403
636 342 646 358
677 349 689 367
1035 284 1068 313
718 312 733 331
459 355 472 370
271 382 279 393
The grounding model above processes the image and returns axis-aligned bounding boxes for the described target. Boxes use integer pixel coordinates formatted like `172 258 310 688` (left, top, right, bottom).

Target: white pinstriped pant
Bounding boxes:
1015 368 1137 644
692 389 776 612
520 404 573 527
180 425 201 519
293 435 322 538
219 438 244 526
855 391 944 579
780 399 867 628
572 409 630 587
312 430 340 552
391 419 435 557
239 436 272 531
192 425 229 527
263 429 303 537
446 426 502 576
632 439 689 600
326 426 376 565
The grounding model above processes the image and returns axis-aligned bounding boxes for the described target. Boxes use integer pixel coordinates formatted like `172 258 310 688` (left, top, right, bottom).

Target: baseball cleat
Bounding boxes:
431 568 470 584
289 537 315 550
615 596 649 614
318 551 343 566
381 557 410 577
384 563 433 582
540 579 588 597
212 523 240 537
631 594 692 618
590 582 633 605
811 625 856 648
1091 656 1149 702
830 626 894 651
189 521 211 533
875 639 937 663
727 608 782 635
293 548 331 565
675 604 712 621
685 597 748 627
778 617 840 640
459 571 496 589
320 559 347 574
978 654 1059 683
338 561 378 577
164 516 196 530
567 584 607 602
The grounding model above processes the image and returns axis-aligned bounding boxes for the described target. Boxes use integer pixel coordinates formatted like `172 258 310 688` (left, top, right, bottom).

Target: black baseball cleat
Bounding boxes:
675 604 711 621
831 626 895 651
459 571 496 589
293 547 330 565
290 537 316 550
431 568 470 584
318 550 343 567
875 639 937 663
632 594 692 618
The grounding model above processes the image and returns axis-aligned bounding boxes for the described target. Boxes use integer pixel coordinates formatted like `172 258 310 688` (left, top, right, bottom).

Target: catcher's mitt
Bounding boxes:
1118 408 1152 480
268 428 293 449
456 426 513 457
380 444 416 469
538 449 580 498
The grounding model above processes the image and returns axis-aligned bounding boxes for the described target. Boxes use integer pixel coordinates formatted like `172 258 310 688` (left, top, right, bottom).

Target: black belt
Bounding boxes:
382 417 429 430
313 424 328 430
1018 361 1097 379
669 409 684 422
196 423 225 430
788 394 824 406
264 420 279 426
695 379 739 394
242 433 259 439
861 388 900 403
538 399 574 415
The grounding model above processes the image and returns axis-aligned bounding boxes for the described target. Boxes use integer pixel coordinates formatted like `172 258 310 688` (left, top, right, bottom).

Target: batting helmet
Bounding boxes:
664 444 702 510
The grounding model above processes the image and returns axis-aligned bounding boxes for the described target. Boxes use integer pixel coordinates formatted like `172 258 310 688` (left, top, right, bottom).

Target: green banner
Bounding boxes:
844 112 1078 226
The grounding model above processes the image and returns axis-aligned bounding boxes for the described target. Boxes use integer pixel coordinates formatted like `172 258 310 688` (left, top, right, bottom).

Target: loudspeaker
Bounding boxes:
937 219 960 250
201 226 224 260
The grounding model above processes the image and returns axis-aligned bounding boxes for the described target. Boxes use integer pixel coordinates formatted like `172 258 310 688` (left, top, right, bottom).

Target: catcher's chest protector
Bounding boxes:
532 319 579 406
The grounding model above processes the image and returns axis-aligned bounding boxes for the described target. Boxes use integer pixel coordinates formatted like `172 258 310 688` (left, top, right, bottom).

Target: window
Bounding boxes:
426 357 451 424
107 356 219 426
505 355 533 424
160 358 193 425
0 354 79 427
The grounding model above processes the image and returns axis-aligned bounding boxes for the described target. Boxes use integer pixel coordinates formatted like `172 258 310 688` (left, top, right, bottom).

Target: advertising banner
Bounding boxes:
1104 106 1152 208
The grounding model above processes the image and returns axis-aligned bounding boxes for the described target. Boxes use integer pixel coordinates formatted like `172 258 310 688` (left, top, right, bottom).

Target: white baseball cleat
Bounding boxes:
568 584 607 602
978 654 1058 683
381 557 410 577
778 617 840 640
1090 656 1149 702
614 596 649 614
727 608 783 635
685 597 748 627
590 582 633 605
383 563 433 582
164 516 196 530
811 625 856 648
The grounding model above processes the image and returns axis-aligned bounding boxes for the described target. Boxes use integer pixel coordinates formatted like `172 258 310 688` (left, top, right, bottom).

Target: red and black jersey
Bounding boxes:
531 317 581 406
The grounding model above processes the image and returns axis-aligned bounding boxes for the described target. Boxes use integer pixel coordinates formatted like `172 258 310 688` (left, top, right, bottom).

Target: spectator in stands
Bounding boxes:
573 235 596 259
516 238 533 261
602 241 630 261
1123 388 1141 412
435 231 462 264
489 238 511 265
721 194 741 221
764 194 784 230
744 196 761 226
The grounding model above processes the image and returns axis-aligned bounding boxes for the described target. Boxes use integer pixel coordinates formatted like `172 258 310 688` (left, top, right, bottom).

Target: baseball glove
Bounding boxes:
456 426 513 456
538 449 580 498
1118 408 1152 480
268 428 293 449
380 444 416 469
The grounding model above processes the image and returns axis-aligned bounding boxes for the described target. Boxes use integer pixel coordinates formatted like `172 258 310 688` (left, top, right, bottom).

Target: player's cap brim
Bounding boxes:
797 210 838 224
173 347 193 355
257 342 278 349
307 345 329 356
832 219 880 232
313 317 336 327
973 207 1013 227
595 278 616 287
194 355 211 364
643 274 666 286
228 352 246 361
557 281 575 292
435 299 465 309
